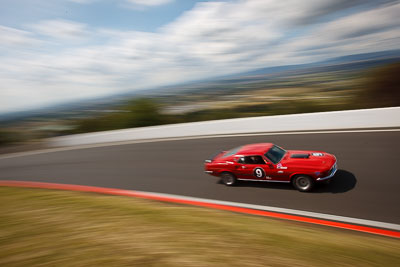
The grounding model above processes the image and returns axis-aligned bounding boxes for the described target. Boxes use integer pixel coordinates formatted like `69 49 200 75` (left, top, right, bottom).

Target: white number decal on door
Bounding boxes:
253 167 265 178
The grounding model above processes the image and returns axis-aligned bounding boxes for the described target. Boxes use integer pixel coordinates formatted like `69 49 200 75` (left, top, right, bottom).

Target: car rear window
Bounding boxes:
222 146 242 158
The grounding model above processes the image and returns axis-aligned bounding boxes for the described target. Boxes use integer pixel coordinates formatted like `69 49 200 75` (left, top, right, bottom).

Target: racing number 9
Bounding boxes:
253 167 265 179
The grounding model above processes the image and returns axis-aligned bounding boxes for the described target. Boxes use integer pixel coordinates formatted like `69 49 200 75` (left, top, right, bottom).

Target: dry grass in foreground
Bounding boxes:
0 187 399 266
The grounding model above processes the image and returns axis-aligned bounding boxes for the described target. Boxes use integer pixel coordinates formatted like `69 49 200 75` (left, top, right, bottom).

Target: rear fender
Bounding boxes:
216 168 235 176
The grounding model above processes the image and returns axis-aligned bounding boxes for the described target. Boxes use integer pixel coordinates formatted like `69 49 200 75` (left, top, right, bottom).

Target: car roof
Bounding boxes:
236 143 274 156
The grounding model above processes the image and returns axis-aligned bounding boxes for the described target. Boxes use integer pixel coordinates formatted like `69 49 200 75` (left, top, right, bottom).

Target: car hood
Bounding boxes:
279 150 336 170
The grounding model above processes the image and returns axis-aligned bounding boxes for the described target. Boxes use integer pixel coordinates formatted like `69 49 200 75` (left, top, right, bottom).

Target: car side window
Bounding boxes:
237 157 245 164
238 156 265 165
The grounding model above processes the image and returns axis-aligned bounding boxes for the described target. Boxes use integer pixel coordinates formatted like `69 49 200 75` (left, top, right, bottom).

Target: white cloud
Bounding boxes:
69 0 174 6
122 0 174 10
316 2 400 40
0 0 400 113
30 19 89 40
276 2 400 60
0 26 40 47
125 0 173 6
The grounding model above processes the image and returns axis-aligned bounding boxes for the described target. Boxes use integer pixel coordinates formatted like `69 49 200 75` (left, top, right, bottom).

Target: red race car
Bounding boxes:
204 143 337 192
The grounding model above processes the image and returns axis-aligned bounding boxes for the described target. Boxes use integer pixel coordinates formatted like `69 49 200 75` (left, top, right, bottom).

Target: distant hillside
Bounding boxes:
1 49 399 123
236 49 400 77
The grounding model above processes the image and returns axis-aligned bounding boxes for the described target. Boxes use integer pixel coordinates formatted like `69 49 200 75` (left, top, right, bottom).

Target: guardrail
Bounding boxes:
49 107 400 147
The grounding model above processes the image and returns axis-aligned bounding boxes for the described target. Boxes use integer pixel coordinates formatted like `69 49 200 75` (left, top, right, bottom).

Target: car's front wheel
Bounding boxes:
292 175 314 192
220 172 237 186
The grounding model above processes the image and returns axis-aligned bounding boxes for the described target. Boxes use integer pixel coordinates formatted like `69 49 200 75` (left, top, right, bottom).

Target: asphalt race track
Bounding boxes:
0 130 399 224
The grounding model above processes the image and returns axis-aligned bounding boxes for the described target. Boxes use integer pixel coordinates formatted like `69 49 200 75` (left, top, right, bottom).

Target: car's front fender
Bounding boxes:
289 171 317 181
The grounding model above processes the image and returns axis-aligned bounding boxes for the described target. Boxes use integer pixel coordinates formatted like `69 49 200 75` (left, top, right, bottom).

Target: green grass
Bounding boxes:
0 187 399 266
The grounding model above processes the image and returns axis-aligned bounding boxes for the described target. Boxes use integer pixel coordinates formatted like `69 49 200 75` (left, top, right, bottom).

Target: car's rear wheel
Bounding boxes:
220 172 237 186
292 175 314 192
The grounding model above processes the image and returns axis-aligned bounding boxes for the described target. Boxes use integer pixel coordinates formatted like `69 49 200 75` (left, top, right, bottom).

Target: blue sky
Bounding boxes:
0 0 399 113
0 0 204 32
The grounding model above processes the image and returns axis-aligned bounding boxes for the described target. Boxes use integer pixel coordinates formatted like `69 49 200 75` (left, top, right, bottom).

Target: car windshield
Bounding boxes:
222 146 242 158
264 145 286 164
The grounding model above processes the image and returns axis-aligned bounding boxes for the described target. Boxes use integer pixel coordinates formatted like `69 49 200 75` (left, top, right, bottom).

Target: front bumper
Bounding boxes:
316 162 337 181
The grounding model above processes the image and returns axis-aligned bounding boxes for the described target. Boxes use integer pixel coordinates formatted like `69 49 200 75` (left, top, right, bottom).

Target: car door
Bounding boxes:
234 155 273 180
258 155 292 182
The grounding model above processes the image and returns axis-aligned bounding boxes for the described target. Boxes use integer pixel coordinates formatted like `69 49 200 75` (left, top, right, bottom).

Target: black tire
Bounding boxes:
292 175 314 192
220 172 237 186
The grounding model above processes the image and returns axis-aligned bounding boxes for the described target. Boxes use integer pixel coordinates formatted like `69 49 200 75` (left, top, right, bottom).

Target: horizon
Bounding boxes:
1 49 398 120
1 0 400 114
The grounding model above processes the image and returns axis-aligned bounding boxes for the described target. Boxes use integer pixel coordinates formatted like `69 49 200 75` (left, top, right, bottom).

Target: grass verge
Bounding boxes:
0 187 399 266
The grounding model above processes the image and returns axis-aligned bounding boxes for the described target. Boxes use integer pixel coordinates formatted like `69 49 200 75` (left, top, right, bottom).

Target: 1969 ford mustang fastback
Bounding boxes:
204 143 337 192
